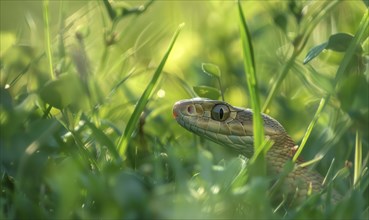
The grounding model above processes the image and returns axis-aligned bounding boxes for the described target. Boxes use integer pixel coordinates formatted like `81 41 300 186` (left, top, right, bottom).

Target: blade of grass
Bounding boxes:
322 158 335 186
43 0 54 79
296 154 323 168
238 0 266 175
102 0 116 21
354 130 362 188
252 138 274 163
117 23 184 157
293 97 326 162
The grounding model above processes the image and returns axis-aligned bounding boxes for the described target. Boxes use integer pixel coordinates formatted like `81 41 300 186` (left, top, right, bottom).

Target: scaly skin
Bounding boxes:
173 98 341 203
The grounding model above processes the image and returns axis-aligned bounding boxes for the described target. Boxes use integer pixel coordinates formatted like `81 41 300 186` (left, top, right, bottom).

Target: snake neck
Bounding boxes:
267 133 303 165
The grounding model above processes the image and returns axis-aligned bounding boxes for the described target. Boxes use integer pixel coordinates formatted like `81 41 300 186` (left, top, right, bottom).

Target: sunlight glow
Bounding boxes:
157 89 166 98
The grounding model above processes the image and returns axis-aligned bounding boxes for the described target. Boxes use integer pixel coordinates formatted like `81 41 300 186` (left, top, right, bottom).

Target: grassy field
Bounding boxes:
1 1 368 219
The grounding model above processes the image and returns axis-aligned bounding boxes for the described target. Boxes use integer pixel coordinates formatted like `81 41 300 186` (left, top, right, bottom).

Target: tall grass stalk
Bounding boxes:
293 97 327 162
117 23 184 157
354 130 362 188
43 0 54 79
237 1 266 175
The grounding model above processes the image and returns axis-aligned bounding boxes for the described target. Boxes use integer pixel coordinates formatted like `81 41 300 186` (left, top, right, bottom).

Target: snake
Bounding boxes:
173 98 341 204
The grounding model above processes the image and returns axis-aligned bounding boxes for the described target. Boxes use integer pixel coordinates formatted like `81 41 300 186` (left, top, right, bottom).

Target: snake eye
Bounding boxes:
211 104 230 121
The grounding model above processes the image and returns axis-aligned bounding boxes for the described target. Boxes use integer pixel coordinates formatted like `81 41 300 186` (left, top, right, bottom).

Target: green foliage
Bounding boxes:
39 72 89 110
193 63 223 100
117 23 184 156
0 1 368 219
201 63 221 78
193 85 221 100
238 0 266 177
304 33 363 64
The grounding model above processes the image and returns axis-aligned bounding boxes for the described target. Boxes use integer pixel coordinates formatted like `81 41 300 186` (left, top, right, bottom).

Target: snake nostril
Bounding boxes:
187 105 196 115
187 106 192 113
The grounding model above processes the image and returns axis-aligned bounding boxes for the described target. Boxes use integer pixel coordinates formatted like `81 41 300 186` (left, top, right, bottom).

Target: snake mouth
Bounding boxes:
172 104 178 118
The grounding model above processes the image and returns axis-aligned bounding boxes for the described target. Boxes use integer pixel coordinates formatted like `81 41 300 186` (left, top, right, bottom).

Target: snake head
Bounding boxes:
173 98 288 157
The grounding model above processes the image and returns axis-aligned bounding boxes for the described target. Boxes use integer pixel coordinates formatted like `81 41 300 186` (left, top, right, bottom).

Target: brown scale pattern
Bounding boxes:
270 134 341 203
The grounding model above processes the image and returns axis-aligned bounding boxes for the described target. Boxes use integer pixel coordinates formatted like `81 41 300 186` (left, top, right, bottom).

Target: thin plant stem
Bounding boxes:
43 0 54 79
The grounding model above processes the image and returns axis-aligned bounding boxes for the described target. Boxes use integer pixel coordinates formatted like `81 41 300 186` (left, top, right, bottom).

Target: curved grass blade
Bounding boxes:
237 1 264 153
293 97 326 162
117 23 184 157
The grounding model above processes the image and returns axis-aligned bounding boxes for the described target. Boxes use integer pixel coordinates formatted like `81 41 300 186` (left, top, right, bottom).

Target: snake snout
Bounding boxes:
173 100 205 120
172 102 181 119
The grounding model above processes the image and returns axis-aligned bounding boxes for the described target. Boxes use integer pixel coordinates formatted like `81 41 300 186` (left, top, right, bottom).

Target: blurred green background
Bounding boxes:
1 1 368 219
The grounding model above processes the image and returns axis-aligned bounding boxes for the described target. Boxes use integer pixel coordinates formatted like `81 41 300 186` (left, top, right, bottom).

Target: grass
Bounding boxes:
117 23 184 157
261 0 340 112
0 1 368 219
42 0 54 80
238 0 266 176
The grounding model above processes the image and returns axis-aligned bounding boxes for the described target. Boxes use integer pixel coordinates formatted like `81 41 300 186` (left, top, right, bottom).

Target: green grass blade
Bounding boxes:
296 155 323 168
293 97 327 162
43 0 54 79
102 0 116 20
238 1 266 175
322 158 335 186
237 1 263 150
354 130 362 188
117 23 184 157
